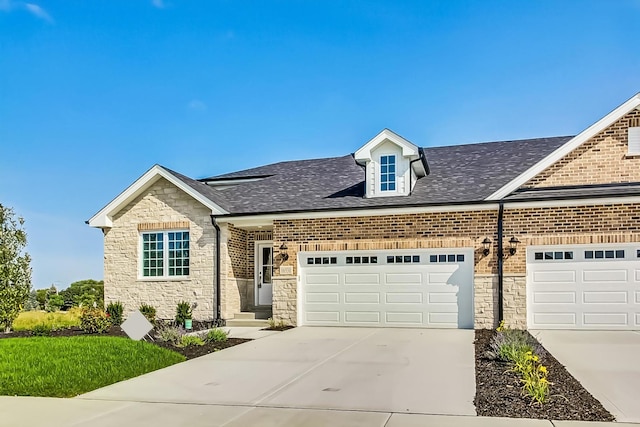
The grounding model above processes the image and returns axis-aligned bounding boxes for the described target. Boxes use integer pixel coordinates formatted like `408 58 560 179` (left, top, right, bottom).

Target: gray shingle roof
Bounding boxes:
167 136 575 215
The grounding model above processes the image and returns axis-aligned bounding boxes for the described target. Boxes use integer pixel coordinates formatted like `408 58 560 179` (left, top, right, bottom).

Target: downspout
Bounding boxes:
210 215 222 323
497 202 504 323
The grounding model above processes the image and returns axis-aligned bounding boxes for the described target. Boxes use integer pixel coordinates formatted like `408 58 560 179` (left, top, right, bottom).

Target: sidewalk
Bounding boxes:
1 396 639 427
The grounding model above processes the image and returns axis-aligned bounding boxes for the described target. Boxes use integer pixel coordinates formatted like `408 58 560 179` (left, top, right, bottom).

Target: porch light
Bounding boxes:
482 237 492 256
279 243 289 261
508 236 520 256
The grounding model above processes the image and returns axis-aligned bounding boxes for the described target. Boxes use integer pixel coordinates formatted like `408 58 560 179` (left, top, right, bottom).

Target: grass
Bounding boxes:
0 336 186 397
12 309 82 331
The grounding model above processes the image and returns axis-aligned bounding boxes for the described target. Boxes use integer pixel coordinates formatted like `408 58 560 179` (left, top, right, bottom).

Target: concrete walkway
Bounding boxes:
533 330 640 423
80 327 477 416
2 396 640 427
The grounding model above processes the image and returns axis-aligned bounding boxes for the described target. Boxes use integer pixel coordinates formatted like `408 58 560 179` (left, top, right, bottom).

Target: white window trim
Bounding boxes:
379 153 398 194
138 229 190 281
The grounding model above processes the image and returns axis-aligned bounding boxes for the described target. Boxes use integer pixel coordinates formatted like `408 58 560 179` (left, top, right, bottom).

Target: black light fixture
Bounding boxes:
279 242 289 261
508 236 520 256
482 237 492 256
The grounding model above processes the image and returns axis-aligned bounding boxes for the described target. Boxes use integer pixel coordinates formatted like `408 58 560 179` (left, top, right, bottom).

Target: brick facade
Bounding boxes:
525 110 640 188
104 178 215 320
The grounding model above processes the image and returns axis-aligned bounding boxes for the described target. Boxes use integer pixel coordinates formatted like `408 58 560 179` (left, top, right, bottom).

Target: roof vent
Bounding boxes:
628 126 640 156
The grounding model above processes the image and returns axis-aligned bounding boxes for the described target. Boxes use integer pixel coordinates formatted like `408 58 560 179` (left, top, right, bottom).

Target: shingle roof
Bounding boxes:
168 136 575 215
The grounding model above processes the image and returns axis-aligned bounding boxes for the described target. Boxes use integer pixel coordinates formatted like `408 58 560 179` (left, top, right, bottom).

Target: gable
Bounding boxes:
486 92 640 200
88 165 227 228
523 109 640 188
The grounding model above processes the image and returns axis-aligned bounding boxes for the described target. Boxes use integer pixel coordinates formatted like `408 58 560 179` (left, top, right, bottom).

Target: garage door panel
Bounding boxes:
300 249 474 328
306 312 340 323
344 273 380 285
385 273 422 284
583 270 628 282
528 244 640 330
428 292 458 304
344 311 380 323
533 312 577 326
306 292 340 304
583 291 628 304
385 312 423 324
533 270 576 283
385 292 423 304
533 291 576 304
307 274 340 285
344 292 380 304
583 312 628 326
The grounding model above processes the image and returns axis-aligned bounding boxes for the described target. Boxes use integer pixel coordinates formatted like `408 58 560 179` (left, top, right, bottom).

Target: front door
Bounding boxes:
256 242 273 306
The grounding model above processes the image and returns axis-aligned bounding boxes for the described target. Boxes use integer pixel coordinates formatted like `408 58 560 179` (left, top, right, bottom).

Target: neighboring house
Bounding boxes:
88 93 640 330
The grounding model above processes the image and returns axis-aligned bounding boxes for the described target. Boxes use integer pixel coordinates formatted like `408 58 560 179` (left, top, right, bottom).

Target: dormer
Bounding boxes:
355 129 429 198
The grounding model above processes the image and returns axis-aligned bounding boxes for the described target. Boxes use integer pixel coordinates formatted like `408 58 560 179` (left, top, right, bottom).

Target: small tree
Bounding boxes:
0 204 32 332
24 290 40 311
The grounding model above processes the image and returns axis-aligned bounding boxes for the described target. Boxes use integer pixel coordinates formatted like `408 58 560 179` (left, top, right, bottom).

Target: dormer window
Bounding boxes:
380 155 396 191
354 129 429 198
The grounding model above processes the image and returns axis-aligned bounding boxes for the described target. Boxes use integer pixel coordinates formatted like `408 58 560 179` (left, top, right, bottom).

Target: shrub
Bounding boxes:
80 308 110 334
205 328 228 343
32 323 53 336
155 324 184 345
489 325 551 404
139 304 156 323
175 301 192 325
45 294 64 312
177 335 204 348
105 301 124 326
267 317 288 330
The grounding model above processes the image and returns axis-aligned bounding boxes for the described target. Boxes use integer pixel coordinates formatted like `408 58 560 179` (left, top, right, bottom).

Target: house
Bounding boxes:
88 93 640 330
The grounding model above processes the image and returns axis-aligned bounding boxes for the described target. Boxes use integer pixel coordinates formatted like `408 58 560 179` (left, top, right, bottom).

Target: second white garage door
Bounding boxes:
528 244 640 330
298 249 474 328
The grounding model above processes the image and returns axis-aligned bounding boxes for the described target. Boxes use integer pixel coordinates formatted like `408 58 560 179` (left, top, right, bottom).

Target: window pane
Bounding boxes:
381 183 388 191
448 254 455 262
430 255 437 263
395 256 402 263
404 256 411 263
370 256 377 263
362 256 369 263
307 258 314 264
413 255 420 263
585 251 593 259
439 254 446 262
616 250 625 258
388 183 396 190
457 254 465 262
387 256 394 263
381 156 388 164
564 252 573 260
554 252 563 260
330 257 337 264
595 251 604 259
346 257 353 264
534 252 543 260
605 250 614 259
544 252 553 260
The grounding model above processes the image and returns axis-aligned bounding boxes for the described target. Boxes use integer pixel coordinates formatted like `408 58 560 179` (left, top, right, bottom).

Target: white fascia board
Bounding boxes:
216 203 499 226
354 129 419 163
485 93 640 201
503 195 640 210
88 165 227 228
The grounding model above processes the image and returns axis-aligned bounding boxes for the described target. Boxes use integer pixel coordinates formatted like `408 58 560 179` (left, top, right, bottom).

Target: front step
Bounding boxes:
225 318 270 327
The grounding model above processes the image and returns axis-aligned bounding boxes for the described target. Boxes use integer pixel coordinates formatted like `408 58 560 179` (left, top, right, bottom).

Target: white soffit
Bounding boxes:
485 93 640 201
354 128 419 163
88 165 227 228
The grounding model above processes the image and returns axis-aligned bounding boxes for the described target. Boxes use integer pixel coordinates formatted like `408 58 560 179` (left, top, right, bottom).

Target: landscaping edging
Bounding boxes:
474 329 614 421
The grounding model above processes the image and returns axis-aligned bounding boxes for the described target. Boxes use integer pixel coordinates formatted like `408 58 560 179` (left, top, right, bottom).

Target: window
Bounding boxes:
380 155 396 191
628 127 640 155
429 254 464 263
534 251 573 261
141 231 189 277
387 255 420 264
585 249 625 260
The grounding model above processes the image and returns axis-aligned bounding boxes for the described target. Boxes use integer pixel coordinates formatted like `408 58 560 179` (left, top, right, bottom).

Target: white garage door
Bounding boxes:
298 249 474 328
527 244 640 330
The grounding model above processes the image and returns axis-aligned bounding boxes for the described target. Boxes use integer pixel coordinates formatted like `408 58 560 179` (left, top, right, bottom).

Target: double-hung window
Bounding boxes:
380 155 396 191
141 231 190 278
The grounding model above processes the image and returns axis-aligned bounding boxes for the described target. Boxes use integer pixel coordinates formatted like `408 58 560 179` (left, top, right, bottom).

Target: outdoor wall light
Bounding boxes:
482 237 492 256
279 243 289 261
508 236 520 256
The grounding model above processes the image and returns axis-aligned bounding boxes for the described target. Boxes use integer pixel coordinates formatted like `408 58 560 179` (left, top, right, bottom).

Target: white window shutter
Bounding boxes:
628 127 640 155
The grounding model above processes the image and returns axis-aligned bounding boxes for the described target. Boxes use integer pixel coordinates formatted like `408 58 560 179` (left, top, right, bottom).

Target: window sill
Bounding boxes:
137 276 190 282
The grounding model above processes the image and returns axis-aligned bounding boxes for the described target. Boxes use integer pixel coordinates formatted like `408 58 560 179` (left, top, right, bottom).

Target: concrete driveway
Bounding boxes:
80 327 476 416
533 330 640 423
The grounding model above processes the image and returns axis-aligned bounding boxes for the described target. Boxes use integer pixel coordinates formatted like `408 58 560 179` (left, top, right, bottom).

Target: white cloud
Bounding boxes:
187 99 207 111
0 1 53 22
152 0 166 9
25 3 53 22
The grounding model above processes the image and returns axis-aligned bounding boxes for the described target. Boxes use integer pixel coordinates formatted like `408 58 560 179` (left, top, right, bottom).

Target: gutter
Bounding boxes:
497 202 504 323
210 215 222 323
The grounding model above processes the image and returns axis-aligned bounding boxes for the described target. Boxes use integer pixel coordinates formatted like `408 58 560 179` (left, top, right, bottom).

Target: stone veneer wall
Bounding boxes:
524 110 640 188
271 203 640 328
104 178 215 320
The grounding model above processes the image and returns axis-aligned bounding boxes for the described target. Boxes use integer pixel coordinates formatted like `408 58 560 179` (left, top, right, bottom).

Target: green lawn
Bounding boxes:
0 336 185 397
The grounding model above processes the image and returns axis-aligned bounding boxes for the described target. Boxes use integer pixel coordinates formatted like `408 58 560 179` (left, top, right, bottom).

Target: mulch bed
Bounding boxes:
474 329 614 421
0 325 250 361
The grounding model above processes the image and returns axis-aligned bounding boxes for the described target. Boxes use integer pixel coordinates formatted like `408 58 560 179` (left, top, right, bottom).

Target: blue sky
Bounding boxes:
0 0 638 289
